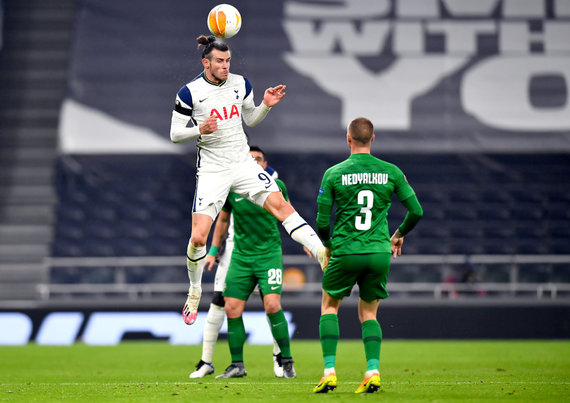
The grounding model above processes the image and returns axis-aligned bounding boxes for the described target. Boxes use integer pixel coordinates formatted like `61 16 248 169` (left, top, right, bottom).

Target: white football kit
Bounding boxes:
173 71 325 331
170 72 278 219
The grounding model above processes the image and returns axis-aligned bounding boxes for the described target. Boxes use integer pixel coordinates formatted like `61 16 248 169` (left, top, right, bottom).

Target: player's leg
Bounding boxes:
313 291 341 393
255 254 291 377
271 337 283 377
231 158 328 269
258 288 283 377
354 253 390 394
202 293 226 360
183 172 230 325
314 255 359 393
215 296 248 378
189 291 224 378
354 298 382 394
216 253 255 379
190 246 230 378
263 293 295 378
183 213 213 325
263 192 329 269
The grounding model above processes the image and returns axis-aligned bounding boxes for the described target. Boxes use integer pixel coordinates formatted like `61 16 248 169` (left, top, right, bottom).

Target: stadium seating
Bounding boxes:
50 153 570 286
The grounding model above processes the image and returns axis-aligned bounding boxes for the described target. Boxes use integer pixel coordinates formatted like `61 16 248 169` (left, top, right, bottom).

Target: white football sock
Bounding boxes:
187 244 206 290
273 340 281 356
282 212 323 257
324 367 336 376
201 303 226 363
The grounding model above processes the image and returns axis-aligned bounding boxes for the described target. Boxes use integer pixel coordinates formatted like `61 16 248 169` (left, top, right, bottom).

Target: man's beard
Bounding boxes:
212 71 226 83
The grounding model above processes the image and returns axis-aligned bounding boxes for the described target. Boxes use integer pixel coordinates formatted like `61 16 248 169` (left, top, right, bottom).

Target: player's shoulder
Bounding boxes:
321 161 342 181
356 153 401 171
181 73 205 88
177 73 206 95
227 73 245 85
374 156 404 174
327 157 355 174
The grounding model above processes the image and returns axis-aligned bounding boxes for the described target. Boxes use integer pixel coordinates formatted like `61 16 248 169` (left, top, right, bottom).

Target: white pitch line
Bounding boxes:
2 381 569 387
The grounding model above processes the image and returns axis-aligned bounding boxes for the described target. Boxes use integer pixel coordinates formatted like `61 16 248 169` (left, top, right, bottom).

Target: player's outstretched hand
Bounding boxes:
390 230 404 259
199 116 218 134
204 254 216 271
263 84 286 107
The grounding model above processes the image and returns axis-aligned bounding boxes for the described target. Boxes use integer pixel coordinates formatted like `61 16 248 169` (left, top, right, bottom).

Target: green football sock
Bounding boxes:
267 310 292 358
319 314 339 369
227 316 246 362
362 319 382 371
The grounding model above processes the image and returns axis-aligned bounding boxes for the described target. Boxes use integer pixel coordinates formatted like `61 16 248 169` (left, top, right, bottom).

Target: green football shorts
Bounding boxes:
223 251 284 301
322 253 391 301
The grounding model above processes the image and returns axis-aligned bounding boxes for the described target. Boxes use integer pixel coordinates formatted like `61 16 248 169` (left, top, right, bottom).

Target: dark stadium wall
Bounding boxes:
2 304 569 345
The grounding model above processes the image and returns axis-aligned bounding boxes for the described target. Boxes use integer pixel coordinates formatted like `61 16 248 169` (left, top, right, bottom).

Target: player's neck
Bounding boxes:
203 70 224 85
350 146 371 155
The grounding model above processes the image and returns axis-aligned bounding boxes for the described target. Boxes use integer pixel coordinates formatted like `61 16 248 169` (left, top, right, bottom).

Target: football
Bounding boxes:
207 4 242 39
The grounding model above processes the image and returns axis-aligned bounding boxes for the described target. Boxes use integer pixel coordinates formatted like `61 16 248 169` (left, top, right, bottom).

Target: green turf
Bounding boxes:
1 340 568 402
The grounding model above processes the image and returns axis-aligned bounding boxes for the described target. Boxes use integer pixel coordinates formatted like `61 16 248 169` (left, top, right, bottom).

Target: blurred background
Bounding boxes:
0 0 569 344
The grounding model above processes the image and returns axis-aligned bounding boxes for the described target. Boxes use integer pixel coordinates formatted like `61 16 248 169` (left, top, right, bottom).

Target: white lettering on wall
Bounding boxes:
0 311 296 346
463 56 570 130
283 0 570 132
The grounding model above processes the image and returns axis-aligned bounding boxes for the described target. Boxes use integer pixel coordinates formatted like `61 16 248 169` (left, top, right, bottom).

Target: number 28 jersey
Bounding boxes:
317 153 415 255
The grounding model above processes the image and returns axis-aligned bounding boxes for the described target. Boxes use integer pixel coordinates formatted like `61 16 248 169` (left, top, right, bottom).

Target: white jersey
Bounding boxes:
171 72 271 172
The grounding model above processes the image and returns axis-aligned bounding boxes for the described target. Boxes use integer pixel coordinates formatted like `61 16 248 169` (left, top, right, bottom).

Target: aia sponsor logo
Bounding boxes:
210 105 239 120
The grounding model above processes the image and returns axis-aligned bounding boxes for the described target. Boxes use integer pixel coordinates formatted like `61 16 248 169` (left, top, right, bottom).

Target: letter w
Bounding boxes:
284 21 390 56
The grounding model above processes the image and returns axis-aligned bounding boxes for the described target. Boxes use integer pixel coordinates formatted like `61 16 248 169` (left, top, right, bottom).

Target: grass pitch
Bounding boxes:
1 340 568 402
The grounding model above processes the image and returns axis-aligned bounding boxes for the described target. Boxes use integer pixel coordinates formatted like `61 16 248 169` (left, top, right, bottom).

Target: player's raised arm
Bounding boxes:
241 80 283 127
263 85 286 107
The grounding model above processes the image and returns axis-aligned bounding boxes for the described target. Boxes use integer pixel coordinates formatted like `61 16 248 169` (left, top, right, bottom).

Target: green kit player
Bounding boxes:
313 117 423 394
214 146 296 379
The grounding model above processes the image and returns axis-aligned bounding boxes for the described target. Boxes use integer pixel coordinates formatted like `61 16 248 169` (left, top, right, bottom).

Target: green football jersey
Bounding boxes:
223 178 288 256
317 153 415 255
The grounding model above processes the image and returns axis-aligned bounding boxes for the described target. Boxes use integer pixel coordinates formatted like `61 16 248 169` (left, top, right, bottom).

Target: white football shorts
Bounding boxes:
192 156 281 220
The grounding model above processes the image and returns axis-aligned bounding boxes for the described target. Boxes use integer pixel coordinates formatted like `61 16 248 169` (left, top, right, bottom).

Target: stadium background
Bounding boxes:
0 0 569 345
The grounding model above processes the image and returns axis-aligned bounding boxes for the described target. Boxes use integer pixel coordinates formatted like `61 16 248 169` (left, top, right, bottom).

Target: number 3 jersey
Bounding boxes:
317 153 416 255
223 178 288 256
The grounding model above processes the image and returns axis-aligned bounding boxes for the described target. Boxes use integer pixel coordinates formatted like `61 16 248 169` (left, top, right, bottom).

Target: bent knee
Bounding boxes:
264 194 294 222
264 298 282 314
189 235 207 248
224 299 244 318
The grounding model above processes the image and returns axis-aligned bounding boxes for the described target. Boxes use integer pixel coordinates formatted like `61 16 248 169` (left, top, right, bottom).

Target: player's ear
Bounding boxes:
202 58 209 69
371 134 375 143
347 132 352 146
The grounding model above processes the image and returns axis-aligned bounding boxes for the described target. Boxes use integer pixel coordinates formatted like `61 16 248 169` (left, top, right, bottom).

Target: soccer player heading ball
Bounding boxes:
169 35 328 326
